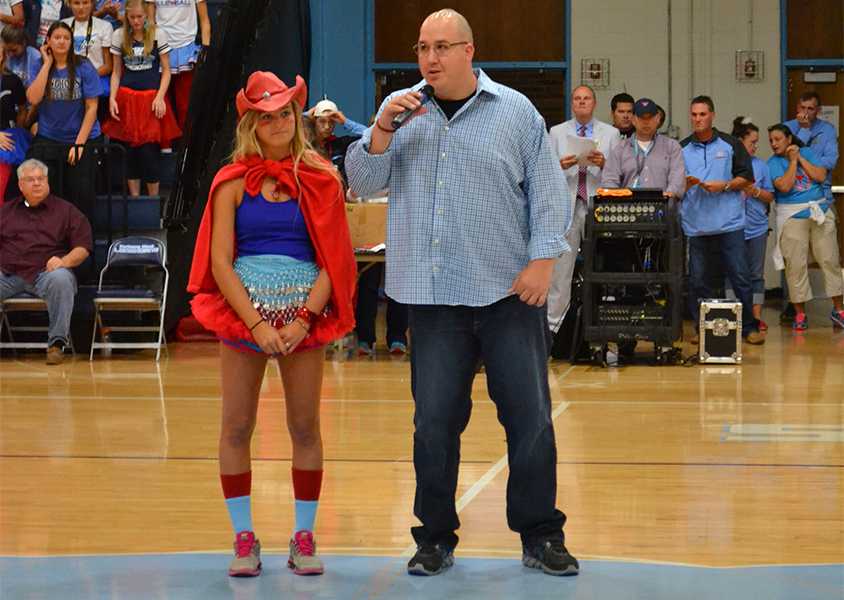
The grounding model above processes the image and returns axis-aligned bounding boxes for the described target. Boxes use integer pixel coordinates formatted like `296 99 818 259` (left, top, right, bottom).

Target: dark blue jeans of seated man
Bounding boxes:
688 229 760 337
407 295 567 551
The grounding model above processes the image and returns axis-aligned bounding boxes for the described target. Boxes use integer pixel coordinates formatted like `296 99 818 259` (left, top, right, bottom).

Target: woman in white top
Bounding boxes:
62 0 113 97
145 0 210 131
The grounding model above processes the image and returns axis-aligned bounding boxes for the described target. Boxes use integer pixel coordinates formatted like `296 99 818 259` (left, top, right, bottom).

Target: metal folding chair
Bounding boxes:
90 236 169 361
0 293 76 355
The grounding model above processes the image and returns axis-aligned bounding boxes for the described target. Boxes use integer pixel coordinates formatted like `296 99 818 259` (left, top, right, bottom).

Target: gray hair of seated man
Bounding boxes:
17 158 50 180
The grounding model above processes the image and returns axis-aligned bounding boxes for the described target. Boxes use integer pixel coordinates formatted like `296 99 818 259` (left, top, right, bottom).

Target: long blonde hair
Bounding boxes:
122 0 156 57
231 101 341 184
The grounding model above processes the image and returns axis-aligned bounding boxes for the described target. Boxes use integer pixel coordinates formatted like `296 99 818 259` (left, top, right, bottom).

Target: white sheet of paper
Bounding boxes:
565 134 598 166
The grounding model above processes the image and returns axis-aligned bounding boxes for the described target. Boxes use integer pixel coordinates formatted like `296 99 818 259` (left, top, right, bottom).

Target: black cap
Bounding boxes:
634 98 658 117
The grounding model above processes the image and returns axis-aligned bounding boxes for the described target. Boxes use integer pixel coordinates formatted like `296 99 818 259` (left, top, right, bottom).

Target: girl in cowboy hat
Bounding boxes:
188 70 356 578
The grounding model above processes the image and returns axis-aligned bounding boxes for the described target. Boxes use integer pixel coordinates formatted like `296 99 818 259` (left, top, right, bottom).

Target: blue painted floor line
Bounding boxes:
1 554 842 600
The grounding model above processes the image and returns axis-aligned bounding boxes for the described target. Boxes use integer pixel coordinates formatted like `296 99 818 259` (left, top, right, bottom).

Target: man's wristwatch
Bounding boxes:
723 183 731 192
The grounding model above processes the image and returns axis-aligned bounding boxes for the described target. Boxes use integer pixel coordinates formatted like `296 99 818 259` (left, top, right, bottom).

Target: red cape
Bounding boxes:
188 154 356 347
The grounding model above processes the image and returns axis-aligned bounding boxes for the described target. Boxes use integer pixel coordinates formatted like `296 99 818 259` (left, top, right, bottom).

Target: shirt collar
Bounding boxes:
474 69 501 97
573 118 594 132
692 127 720 146
632 135 656 156
22 195 51 209
417 68 501 99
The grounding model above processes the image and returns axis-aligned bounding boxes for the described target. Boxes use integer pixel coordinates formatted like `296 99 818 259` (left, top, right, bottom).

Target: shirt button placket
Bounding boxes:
432 129 448 281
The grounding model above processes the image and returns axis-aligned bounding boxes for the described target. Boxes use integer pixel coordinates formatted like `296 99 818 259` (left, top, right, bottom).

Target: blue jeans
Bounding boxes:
688 230 759 337
407 295 566 550
725 233 768 306
0 268 77 346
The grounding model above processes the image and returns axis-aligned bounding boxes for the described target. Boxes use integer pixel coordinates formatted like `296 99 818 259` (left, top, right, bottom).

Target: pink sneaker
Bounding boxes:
288 530 324 575
228 531 262 577
793 312 808 332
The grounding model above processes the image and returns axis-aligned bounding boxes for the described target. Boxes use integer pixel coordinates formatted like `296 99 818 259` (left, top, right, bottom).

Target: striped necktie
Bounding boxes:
577 124 588 201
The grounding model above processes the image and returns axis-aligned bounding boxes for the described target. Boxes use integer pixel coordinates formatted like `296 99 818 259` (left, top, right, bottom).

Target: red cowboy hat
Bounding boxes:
235 72 308 118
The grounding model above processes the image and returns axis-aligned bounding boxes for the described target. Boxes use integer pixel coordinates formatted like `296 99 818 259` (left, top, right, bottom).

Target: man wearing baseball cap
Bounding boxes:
306 98 368 182
599 98 686 358
601 97 686 198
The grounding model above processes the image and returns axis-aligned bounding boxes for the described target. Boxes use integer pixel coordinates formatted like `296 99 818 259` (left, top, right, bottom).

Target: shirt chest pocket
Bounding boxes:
711 150 732 178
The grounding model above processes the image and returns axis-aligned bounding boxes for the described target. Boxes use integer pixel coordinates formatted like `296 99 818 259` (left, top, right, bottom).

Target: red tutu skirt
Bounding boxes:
191 291 324 355
102 87 182 147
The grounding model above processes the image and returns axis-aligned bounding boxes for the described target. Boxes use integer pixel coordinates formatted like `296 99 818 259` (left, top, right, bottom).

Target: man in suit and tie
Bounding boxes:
547 85 619 334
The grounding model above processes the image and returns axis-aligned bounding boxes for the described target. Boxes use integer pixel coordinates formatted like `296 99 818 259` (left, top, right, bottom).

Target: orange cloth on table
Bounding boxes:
188 154 357 348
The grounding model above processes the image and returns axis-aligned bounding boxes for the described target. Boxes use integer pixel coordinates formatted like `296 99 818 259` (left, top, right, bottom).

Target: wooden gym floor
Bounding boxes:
0 300 841 599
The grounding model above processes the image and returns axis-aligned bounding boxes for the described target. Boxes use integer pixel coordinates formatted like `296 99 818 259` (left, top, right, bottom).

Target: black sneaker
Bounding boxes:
522 539 579 576
407 544 454 576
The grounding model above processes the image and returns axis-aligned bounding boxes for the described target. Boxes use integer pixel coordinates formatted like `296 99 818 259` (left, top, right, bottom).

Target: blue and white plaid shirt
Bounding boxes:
345 69 571 307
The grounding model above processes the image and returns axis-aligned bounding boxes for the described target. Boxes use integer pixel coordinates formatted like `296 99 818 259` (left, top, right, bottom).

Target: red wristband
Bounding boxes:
295 306 319 327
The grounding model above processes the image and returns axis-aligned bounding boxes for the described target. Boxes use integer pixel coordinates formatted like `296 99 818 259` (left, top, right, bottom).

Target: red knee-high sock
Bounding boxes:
221 471 252 499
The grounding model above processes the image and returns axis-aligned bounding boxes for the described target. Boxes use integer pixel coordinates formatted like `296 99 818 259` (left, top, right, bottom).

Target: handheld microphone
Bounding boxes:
390 84 434 130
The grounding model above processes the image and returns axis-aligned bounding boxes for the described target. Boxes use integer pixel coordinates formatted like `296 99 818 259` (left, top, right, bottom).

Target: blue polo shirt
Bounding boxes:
784 118 838 201
680 129 754 237
767 147 830 219
744 156 773 240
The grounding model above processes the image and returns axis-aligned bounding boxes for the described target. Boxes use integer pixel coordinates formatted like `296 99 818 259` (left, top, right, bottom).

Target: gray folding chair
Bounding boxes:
0 293 76 355
90 236 169 361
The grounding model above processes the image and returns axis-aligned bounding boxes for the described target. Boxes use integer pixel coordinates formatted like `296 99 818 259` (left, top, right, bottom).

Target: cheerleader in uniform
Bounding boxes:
102 0 180 196
188 71 356 578
145 0 210 131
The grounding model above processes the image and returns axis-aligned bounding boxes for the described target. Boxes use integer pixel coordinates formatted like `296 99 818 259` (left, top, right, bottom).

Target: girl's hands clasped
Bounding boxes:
251 321 286 355
252 319 309 356
277 320 309 355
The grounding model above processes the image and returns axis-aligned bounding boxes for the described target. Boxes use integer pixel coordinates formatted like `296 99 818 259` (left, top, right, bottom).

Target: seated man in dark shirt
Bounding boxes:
0 158 92 364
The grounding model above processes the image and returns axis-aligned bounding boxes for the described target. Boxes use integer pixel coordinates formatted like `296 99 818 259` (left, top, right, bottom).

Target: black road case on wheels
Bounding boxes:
581 188 685 366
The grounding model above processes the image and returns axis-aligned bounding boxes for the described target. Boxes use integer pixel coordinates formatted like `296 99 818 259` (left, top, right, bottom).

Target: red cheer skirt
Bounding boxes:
102 87 182 147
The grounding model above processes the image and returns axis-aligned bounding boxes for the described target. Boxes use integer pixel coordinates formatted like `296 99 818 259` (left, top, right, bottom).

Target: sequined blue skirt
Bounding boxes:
233 254 319 328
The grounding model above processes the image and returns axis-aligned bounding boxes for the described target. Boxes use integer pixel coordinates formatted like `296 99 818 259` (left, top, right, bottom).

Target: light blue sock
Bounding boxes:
294 499 318 534
225 495 253 534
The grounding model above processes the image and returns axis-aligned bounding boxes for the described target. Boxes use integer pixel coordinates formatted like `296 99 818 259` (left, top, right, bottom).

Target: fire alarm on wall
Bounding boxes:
735 50 764 83
580 58 610 88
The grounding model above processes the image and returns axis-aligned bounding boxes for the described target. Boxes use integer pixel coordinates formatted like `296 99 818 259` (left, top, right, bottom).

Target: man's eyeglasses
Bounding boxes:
21 176 47 184
412 41 469 57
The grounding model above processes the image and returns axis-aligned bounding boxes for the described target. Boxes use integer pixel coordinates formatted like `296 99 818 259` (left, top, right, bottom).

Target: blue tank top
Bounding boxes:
235 191 315 263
